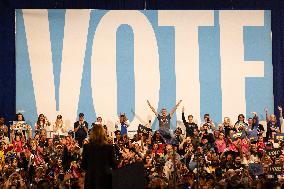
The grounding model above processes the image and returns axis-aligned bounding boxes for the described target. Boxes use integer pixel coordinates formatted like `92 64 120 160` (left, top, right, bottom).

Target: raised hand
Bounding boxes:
147 100 158 116
146 100 150 106
182 106 185 113
251 112 257 116
278 106 282 112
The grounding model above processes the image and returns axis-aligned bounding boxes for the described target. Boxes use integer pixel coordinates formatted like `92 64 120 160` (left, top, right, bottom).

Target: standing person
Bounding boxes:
222 117 234 138
89 116 104 134
265 108 280 141
234 114 248 131
147 99 182 140
35 114 51 135
278 106 284 132
96 116 102 123
201 113 216 133
74 113 88 147
81 124 116 189
115 113 130 136
11 113 32 140
181 107 198 137
53 115 67 137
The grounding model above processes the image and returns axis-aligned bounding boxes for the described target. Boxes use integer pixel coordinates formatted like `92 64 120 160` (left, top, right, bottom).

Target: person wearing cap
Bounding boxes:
53 115 67 137
74 113 88 147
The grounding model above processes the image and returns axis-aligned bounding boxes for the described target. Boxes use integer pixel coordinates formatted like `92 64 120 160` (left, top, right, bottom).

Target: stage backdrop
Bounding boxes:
15 10 272 131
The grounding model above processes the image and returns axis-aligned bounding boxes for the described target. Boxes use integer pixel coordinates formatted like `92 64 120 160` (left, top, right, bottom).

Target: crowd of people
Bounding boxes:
1 101 284 189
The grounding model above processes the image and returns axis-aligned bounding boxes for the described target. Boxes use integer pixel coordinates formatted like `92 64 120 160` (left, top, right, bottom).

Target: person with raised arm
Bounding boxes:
182 106 198 137
131 109 152 129
147 99 182 140
131 109 153 138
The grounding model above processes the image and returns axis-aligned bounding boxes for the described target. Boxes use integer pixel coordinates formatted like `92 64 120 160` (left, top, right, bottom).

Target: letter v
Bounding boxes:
23 9 90 127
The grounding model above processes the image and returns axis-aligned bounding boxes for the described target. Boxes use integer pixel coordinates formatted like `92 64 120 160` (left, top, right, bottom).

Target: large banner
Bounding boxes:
16 10 272 131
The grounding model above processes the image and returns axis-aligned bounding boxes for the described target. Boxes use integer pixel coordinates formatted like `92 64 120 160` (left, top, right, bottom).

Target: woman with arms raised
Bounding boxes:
81 124 116 189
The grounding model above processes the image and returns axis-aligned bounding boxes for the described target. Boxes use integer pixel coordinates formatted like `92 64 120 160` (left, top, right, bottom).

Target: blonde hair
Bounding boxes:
89 124 108 145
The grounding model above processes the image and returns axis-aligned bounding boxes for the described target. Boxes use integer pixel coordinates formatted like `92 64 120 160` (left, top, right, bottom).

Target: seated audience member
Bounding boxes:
0 129 9 144
152 130 166 144
2 107 284 189
0 117 8 137
215 132 226 154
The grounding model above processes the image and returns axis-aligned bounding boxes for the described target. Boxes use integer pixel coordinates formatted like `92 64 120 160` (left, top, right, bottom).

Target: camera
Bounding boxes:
58 173 65 181
267 174 274 179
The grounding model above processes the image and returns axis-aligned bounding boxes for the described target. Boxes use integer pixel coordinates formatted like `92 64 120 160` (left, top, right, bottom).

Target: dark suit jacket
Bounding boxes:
81 143 116 189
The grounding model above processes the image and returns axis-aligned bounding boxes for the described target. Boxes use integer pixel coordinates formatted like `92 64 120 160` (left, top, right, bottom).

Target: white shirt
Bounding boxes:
53 123 66 136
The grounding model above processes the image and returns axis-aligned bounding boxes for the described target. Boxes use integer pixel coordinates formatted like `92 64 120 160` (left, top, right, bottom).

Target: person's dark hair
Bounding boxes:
204 114 210 118
15 113 25 121
79 113 84 117
152 131 165 144
37 113 45 126
238 114 245 120
174 127 182 134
